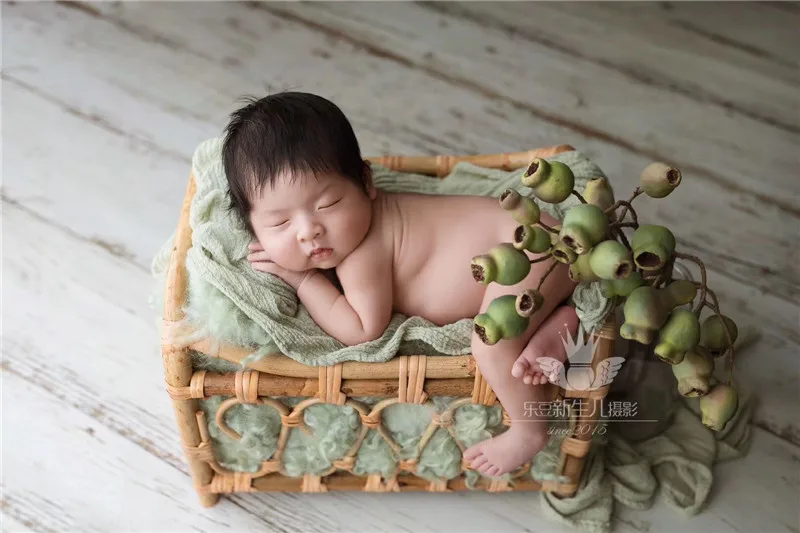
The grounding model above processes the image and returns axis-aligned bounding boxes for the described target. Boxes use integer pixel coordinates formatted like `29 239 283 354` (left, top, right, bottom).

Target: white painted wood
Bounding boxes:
2 80 192 268
261 2 800 209
3 2 800 530
430 1 799 131
3 2 797 302
661 2 800 68
3 1 799 443
2 367 275 532
0 514 38 533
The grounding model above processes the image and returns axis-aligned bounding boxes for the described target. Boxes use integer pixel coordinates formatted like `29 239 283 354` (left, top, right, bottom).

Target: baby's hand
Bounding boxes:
247 242 316 290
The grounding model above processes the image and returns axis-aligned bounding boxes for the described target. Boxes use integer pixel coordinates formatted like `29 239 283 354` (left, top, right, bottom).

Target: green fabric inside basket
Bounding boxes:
151 137 612 366
191 351 572 487
197 398 572 487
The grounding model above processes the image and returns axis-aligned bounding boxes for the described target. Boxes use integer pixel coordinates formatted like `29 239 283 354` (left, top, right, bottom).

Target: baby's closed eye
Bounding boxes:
317 198 342 210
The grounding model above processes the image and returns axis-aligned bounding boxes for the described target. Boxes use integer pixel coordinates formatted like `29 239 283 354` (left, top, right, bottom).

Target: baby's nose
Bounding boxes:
298 220 324 242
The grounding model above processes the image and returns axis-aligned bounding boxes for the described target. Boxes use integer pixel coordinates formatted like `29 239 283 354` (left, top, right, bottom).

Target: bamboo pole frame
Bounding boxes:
190 337 475 379
162 145 615 504
162 177 219 507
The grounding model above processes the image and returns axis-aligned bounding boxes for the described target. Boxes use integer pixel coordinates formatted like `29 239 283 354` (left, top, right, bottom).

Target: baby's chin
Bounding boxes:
308 257 339 269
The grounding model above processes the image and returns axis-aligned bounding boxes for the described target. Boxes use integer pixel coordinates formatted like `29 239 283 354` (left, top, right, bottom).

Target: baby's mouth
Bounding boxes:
310 248 333 260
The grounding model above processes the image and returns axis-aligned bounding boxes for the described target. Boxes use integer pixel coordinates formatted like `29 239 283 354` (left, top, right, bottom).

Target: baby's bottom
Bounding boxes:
464 260 579 478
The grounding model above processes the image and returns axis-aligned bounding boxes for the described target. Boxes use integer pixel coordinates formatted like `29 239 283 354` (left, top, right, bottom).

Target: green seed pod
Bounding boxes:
672 347 714 397
521 158 575 204
699 315 739 357
654 309 701 365
661 279 698 308
631 225 676 271
599 271 645 298
641 162 682 199
474 294 530 345
513 224 551 254
515 289 544 318
583 177 615 212
620 286 668 345
471 243 531 286
559 204 609 255
551 240 578 264
500 189 541 225
569 253 600 283
588 240 633 280
620 281 698 346
700 383 738 431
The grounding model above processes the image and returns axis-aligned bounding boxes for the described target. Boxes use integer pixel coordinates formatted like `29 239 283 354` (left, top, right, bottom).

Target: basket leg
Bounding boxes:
199 492 219 507
162 175 219 506
165 346 220 508
553 315 617 498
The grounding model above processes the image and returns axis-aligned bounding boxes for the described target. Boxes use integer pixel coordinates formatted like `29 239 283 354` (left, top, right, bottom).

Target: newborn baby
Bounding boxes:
223 92 579 477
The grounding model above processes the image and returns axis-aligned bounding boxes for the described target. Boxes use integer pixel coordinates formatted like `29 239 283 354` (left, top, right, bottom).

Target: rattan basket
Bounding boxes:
161 145 615 507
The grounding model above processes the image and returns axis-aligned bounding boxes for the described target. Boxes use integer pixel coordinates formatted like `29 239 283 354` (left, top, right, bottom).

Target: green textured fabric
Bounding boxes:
197 394 559 485
540 381 754 533
196 376 752 530
151 137 610 367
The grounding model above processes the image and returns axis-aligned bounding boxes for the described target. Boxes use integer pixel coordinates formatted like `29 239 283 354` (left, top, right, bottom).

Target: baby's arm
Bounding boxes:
297 236 393 346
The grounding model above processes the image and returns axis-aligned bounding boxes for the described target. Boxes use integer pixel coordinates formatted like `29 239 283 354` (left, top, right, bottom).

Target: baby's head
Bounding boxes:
222 92 377 271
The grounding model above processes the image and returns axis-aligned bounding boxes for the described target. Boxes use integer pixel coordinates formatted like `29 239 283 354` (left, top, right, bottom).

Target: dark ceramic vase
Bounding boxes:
605 262 694 442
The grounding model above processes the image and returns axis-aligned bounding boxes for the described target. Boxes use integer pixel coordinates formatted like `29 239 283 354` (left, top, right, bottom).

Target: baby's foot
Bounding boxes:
463 425 548 477
511 341 569 386
511 306 579 386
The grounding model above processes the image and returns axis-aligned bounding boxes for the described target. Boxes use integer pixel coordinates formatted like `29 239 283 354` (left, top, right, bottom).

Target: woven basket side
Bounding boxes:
164 145 611 500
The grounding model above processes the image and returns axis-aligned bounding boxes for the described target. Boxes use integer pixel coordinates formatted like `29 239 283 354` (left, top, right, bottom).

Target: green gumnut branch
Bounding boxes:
469 157 739 432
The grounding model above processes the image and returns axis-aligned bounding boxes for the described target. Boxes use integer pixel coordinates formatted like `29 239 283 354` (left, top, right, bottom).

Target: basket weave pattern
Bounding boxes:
161 145 614 506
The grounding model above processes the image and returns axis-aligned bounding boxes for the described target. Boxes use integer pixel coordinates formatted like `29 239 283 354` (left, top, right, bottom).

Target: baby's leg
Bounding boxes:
513 306 579 386
464 260 578 478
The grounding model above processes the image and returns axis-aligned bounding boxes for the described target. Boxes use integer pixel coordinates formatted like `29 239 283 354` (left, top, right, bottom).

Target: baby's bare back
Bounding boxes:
387 192 520 326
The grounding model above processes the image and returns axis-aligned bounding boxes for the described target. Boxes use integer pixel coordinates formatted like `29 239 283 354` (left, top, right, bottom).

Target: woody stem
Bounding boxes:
612 226 632 252
614 201 639 225
605 187 642 224
537 220 560 234
618 187 643 221
610 222 638 231
530 254 553 264
571 190 587 204
675 252 708 315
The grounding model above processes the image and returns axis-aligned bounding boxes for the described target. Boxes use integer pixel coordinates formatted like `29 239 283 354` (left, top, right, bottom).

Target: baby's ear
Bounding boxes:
363 161 377 200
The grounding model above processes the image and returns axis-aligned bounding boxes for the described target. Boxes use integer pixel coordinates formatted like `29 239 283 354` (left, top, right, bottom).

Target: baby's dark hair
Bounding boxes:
222 92 369 232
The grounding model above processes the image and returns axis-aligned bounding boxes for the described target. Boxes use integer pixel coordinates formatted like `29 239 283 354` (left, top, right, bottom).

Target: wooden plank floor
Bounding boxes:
3 2 799 532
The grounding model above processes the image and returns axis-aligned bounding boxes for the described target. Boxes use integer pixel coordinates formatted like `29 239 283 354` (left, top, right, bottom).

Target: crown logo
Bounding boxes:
537 323 626 391
560 323 598 366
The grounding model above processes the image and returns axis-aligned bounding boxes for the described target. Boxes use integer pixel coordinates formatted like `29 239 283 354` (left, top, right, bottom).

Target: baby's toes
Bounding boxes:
511 357 532 379
470 455 489 470
478 462 494 475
